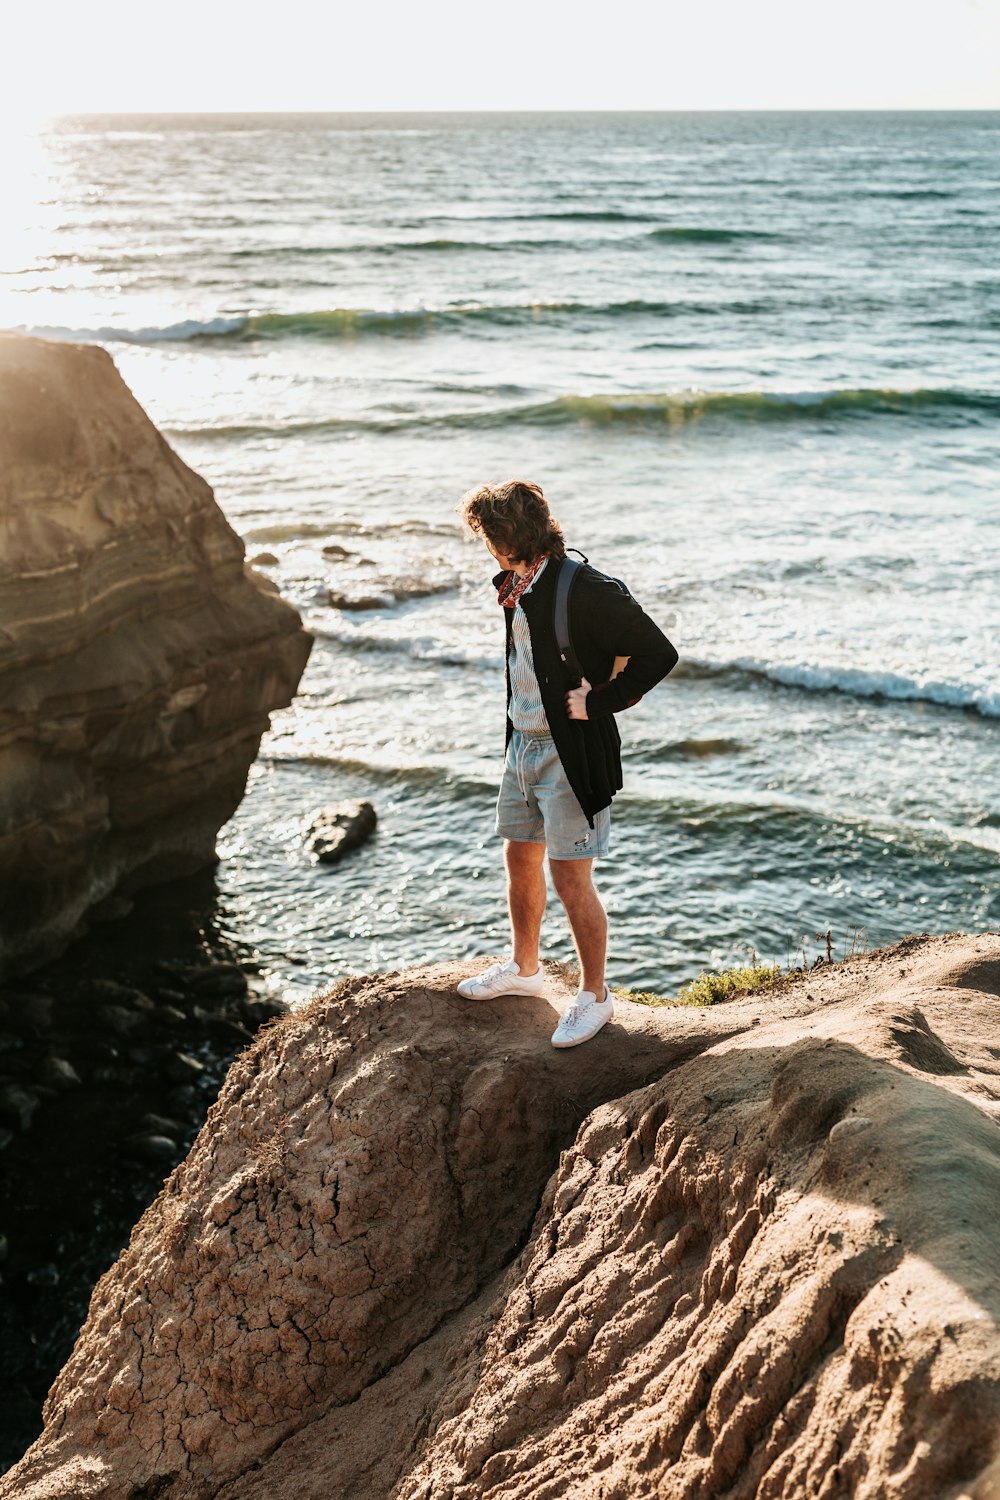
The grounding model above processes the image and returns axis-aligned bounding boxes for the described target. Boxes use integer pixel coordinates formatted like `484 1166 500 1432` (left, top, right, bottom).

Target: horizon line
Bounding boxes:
44 105 1000 118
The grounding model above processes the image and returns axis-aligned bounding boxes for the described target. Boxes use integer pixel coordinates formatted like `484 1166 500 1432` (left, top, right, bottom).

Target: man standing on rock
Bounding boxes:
457 479 678 1047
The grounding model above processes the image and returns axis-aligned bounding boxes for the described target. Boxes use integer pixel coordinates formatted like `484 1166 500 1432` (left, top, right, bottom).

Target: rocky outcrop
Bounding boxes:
0 334 312 976
4 934 1000 1499
307 799 377 863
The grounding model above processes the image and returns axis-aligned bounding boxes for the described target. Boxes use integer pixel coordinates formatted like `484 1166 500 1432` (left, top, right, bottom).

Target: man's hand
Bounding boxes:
566 676 591 721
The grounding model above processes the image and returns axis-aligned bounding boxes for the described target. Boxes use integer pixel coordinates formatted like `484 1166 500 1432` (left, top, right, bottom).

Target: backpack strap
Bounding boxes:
555 550 634 691
554 554 585 685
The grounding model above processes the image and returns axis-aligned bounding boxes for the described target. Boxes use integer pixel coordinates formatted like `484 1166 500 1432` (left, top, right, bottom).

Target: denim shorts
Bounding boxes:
494 729 610 860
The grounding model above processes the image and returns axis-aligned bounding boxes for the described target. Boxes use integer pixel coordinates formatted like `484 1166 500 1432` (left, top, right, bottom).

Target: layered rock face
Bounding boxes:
0 334 312 975
4 935 1000 1499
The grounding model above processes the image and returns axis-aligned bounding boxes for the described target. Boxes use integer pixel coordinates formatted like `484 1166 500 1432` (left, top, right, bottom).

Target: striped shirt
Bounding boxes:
508 557 550 733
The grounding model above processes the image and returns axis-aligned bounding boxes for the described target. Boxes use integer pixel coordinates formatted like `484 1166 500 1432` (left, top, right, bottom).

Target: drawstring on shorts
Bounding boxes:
511 729 553 805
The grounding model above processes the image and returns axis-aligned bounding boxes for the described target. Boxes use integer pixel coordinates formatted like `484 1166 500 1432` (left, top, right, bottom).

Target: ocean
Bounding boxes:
4 110 999 997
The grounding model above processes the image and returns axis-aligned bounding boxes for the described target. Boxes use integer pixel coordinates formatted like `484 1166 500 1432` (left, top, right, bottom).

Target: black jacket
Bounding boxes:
495 558 679 825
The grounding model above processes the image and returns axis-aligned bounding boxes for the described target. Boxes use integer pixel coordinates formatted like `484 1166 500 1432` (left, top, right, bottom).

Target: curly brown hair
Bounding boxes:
459 480 566 563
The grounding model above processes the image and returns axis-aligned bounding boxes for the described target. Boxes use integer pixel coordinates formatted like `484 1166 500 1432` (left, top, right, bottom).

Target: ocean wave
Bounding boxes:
308 619 999 720
170 384 1000 446
227 236 569 258
14 298 767 347
527 209 652 221
257 748 1000 860
647 227 776 243
309 623 494 671
505 387 1000 427
20 316 248 345
305 620 999 721
260 750 495 798
15 225 774 283
173 417 368 441
393 237 557 252
681 656 1000 719
242 518 459 543
624 789 1000 862
861 188 956 200
636 736 748 761
438 209 655 223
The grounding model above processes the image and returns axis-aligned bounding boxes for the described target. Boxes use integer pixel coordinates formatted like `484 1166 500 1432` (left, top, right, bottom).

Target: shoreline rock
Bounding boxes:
307 800 377 864
4 931 999 1498
0 333 313 978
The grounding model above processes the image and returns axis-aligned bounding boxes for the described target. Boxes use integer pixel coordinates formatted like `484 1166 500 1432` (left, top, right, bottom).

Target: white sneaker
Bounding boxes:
551 987 614 1048
457 958 546 1001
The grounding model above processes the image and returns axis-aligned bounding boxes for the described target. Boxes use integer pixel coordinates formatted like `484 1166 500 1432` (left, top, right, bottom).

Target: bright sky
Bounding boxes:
3 0 999 119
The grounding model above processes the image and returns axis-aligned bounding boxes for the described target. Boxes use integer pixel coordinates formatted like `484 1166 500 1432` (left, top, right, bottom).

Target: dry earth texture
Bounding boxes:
0 333 312 975
5 931 1000 1500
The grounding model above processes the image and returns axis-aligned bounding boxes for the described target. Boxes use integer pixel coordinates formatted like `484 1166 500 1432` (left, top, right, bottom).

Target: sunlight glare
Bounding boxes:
0 117 54 329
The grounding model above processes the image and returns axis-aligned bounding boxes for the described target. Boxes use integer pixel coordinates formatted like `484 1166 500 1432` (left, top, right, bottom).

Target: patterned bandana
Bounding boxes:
497 553 549 609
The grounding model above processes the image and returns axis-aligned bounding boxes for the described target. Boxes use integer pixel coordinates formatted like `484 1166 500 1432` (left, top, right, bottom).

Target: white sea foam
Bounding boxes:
689 656 1000 719
310 620 495 672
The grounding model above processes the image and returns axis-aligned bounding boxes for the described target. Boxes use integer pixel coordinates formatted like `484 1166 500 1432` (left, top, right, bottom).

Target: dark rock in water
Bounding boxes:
25 1263 59 1288
189 961 248 999
128 1045 164 1068
164 1051 205 1085
191 1003 253 1040
89 894 134 923
85 979 151 1008
322 543 354 559
39 1056 81 1091
328 575 457 611
139 1112 188 1138
249 550 279 565
0 1082 39 1132
243 995 290 1027
327 588 393 610
97 1004 143 1036
155 987 189 1008
164 1085 200 1118
0 333 313 979
123 1132 179 1164
156 1004 188 1027
90 1065 122 1086
3 992 54 1033
308 800 378 865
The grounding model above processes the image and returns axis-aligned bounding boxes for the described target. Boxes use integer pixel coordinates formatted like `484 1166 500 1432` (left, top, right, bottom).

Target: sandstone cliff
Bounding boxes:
0 334 312 975
4 932 999 1499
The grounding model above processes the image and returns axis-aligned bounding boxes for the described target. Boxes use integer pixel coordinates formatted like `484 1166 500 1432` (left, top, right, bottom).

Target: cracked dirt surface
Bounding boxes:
5 934 1000 1500
2 959 751 1498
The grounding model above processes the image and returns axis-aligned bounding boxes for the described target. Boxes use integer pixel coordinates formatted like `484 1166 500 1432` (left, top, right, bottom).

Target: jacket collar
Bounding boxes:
489 557 561 594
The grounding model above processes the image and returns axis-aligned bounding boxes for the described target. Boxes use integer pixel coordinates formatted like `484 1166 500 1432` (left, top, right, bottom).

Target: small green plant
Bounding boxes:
615 927 875 1011
615 958 781 1009
675 962 783 1006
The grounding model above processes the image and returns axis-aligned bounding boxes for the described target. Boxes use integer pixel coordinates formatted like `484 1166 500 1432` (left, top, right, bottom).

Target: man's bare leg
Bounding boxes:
549 857 607 995
506 839 546 975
